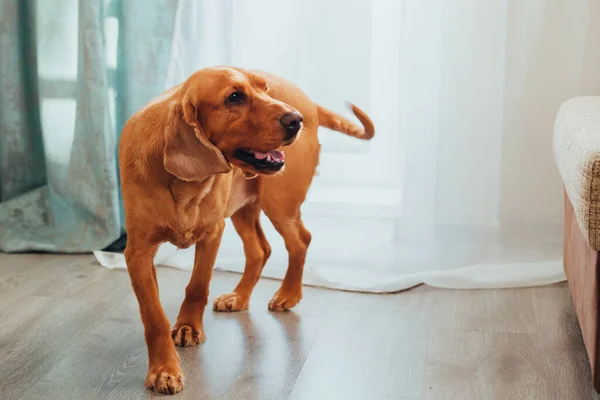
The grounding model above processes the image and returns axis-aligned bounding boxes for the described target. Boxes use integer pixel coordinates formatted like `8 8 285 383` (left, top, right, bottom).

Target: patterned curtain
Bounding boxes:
0 0 177 252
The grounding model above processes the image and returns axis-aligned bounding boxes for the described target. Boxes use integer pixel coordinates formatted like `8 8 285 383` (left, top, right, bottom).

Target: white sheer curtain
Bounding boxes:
96 0 600 291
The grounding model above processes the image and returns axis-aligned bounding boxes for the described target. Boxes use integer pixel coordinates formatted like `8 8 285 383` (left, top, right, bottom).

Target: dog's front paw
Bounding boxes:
213 292 249 312
171 324 205 347
145 364 184 395
268 288 302 312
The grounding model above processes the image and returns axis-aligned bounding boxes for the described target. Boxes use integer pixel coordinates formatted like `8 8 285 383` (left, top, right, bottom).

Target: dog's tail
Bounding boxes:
317 103 375 140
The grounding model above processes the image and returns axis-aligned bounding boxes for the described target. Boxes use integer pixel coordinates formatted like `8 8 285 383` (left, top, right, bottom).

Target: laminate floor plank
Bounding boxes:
422 329 547 400
427 287 538 334
288 286 431 400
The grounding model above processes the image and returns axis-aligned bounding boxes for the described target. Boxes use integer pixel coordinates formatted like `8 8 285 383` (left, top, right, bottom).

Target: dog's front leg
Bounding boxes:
172 220 225 347
124 241 183 395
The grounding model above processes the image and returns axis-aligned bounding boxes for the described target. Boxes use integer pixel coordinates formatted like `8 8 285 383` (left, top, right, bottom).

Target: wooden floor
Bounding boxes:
0 253 598 400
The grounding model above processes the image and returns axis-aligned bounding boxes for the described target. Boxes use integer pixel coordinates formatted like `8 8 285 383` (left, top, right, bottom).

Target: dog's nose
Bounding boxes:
280 112 303 138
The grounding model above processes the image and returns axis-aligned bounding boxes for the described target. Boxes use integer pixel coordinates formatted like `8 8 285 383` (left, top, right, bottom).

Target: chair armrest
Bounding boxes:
554 97 600 250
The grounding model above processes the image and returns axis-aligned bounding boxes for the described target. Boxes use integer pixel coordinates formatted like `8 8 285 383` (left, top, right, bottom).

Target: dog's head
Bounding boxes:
163 67 303 181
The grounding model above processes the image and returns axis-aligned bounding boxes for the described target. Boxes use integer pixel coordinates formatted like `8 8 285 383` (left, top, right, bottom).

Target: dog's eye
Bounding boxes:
225 91 246 104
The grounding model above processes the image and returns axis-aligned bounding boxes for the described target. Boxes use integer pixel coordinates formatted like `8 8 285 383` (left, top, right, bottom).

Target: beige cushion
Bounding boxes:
554 97 600 250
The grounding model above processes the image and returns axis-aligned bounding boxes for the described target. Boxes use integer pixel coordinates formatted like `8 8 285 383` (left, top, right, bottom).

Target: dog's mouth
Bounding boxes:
234 148 285 172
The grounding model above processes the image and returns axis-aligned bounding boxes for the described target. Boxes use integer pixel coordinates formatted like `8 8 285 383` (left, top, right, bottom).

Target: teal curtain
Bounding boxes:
0 0 178 252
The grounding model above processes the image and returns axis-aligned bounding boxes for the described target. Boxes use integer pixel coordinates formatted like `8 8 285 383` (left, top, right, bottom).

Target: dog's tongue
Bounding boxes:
253 150 285 162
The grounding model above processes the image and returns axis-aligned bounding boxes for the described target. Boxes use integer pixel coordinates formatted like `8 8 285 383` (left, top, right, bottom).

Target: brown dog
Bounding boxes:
119 66 374 394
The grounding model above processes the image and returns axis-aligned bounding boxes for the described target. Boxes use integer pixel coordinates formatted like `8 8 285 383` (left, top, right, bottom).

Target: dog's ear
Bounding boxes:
163 99 231 182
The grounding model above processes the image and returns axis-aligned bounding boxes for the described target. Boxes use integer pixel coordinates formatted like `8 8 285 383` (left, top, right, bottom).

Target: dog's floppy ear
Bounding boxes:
163 98 231 182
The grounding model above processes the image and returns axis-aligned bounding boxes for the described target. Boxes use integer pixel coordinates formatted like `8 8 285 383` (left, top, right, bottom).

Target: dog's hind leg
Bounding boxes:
213 203 271 312
261 206 311 312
